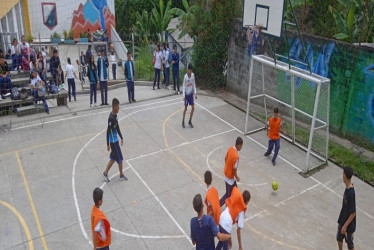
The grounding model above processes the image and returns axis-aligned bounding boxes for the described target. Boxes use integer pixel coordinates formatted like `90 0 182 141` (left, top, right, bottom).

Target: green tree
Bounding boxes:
329 0 374 43
134 9 154 45
151 0 179 43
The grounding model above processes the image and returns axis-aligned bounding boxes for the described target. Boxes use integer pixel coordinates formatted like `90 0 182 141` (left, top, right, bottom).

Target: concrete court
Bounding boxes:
0 86 374 250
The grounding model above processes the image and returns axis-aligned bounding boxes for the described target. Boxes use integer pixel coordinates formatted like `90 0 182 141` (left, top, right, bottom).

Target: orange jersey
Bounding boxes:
224 146 239 179
225 186 247 223
91 205 111 248
205 186 221 225
268 117 282 140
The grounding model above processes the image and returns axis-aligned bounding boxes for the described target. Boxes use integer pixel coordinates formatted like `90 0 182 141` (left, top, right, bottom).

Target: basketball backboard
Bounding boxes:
243 0 285 38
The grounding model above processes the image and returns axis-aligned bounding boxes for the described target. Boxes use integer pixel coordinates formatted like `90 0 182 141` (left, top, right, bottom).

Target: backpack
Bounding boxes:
20 87 29 100
50 85 59 94
11 87 20 100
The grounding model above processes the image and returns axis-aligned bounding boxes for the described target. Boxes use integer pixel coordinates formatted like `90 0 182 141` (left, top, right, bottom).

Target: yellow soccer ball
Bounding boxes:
272 181 279 191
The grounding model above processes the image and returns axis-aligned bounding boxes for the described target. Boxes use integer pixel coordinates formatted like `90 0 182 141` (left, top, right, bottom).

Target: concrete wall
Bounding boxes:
28 0 115 40
227 18 374 144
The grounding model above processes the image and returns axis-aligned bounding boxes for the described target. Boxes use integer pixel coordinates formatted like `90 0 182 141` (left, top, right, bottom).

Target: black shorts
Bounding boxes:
109 141 123 164
336 224 354 250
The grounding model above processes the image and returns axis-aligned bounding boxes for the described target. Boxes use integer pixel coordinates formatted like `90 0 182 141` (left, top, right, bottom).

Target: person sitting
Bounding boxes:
50 49 64 85
11 38 21 71
0 53 13 100
36 52 47 82
6 49 12 60
29 57 38 72
30 70 49 114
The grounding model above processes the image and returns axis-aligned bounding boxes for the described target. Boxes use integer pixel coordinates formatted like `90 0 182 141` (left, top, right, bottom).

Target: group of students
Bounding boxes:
153 43 180 94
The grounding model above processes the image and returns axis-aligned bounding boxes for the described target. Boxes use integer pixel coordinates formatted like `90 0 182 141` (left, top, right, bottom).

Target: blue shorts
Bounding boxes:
184 94 194 106
109 141 123 164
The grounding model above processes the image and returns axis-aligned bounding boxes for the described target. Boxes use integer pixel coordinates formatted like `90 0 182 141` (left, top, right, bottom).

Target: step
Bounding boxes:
16 104 45 117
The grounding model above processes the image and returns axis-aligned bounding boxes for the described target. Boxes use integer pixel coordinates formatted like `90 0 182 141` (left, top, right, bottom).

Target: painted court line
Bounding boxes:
11 97 181 131
72 101 191 245
127 161 192 245
206 146 268 187
0 199 34 250
16 151 48 250
196 102 374 220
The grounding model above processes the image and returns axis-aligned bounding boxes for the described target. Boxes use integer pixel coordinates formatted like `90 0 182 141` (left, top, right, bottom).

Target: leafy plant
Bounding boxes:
26 34 34 43
50 32 61 39
134 45 154 81
151 0 178 43
63 29 74 40
328 0 374 43
134 10 153 46
79 32 89 38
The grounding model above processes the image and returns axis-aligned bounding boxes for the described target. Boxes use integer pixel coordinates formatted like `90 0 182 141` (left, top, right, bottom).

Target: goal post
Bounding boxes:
244 55 330 171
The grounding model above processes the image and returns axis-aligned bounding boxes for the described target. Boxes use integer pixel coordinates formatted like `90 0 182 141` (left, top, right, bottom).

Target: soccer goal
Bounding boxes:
244 55 330 171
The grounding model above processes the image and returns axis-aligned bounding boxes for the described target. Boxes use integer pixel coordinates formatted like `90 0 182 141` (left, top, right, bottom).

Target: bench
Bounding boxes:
0 90 68 116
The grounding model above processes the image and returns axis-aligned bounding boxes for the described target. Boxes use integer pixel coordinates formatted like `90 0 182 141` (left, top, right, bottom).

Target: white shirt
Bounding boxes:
29 62 36 71
38 58 46 71
41 51 47 57
94 219 106 241
20 42 29 50
182 73 196 96
99 57 106 81
154 51 163 69
11 45 19 55
110 54 116 65
224 146 239 185
30 75 41 87
219 207 245 233
66 64 75 79
163 49 170 68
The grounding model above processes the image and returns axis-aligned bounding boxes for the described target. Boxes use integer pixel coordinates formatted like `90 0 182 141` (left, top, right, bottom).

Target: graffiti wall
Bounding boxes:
28 0 115 40
227 20 374 145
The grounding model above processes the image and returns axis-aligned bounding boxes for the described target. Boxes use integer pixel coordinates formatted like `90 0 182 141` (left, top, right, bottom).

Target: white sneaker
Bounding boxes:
0 95 2 101
94 103 97 107
90 104 93 107
4 92 11 97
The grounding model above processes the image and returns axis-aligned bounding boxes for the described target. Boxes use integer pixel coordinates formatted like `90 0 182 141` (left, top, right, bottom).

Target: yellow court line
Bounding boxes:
16 151 48 250
0 199 34 250
162 109 203 182
163 108 306 250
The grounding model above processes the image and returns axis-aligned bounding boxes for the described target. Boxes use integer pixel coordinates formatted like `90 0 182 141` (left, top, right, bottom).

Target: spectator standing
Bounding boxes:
110 50 116 80
124 51 135 103
171 45 180 94
65 57 78 102
97 49 109 106
163 42 170 88
19 35 30 70
87 55 98 107
153 44 163 90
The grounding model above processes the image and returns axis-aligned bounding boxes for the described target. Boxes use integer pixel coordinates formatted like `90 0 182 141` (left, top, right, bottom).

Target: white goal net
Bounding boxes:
245 55 330 171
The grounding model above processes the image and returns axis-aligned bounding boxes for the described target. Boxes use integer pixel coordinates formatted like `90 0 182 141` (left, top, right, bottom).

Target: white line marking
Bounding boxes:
196 102 374 220
127 161 192 245
12 97 181 131
245 210 270 222
206 146 268 187
274 183 320 207
72 101 181 246
127 129 236 162
111 228 185 239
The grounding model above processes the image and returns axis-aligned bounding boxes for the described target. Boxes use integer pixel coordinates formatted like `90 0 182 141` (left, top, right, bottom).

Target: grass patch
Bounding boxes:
329 143 374 186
